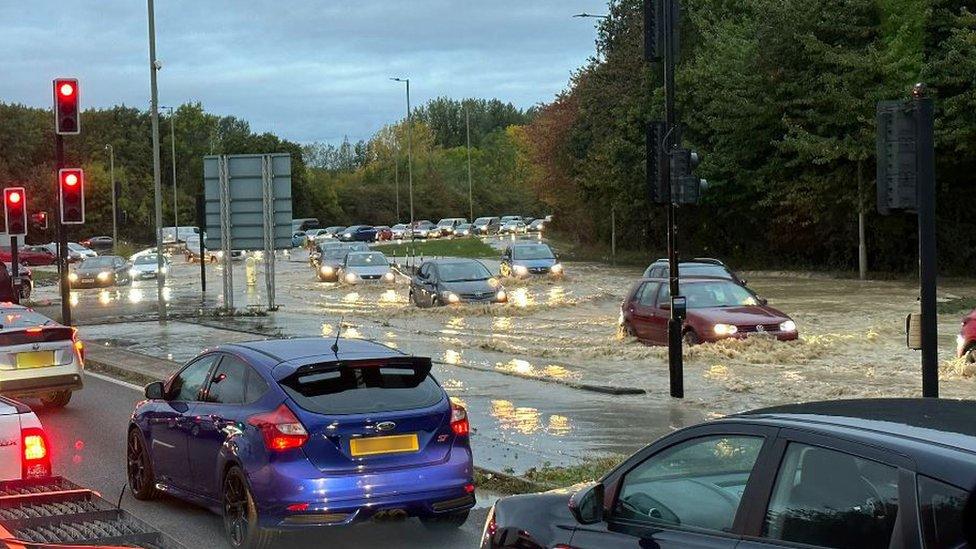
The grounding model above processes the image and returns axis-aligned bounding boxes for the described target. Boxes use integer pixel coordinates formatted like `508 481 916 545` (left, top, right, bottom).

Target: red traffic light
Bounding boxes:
30 212 48 230
59 169 85 224
53 78 80 135
4 187 27 236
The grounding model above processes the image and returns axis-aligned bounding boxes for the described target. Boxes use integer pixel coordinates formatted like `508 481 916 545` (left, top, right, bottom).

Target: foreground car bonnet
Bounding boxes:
692 305 791 325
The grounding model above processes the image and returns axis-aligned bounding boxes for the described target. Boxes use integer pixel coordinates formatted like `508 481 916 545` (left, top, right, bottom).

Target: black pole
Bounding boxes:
915 88 938 398
56 135 71 326
196 193 206 297
662 0 684 398
10 236 19 305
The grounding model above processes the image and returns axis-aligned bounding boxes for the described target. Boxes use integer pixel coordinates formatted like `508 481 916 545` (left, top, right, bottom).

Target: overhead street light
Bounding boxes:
573 12 609 19
390 77 414 226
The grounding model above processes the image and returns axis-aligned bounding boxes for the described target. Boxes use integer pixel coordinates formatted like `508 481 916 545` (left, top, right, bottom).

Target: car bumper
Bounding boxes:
70 278 117 288
0 368 84 397
251 447 475 529
704 331 799 343
133 272 159 280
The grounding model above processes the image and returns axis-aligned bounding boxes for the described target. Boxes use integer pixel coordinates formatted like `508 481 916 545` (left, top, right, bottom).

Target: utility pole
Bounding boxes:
147 0 167 323
104 144 117 254
914 85 938 398
162 106 178 231
394 136 400 223
466 107 474 222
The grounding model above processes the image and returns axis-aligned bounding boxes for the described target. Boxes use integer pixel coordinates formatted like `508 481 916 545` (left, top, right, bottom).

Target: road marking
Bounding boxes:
86 371 143 393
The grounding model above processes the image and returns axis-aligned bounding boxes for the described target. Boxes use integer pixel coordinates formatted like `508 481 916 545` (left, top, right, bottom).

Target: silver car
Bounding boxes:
337 251 395 284
129 254 169 280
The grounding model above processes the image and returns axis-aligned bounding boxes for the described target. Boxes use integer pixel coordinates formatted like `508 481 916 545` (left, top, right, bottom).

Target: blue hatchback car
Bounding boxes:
127 338 474 549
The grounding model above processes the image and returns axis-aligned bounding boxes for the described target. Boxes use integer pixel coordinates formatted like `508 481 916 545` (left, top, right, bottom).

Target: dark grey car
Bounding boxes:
69 256 131 288
314 242 369 282
410 259 507 307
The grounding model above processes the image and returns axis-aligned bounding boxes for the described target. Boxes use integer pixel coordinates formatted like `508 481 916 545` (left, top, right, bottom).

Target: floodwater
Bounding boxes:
37 236 976 471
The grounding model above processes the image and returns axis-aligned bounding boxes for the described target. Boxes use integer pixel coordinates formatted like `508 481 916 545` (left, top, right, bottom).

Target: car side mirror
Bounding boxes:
569 482 605 524
740 279 748 286
145 381 165 400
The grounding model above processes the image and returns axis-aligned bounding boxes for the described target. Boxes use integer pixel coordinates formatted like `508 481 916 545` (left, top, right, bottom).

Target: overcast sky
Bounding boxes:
2 1 608 143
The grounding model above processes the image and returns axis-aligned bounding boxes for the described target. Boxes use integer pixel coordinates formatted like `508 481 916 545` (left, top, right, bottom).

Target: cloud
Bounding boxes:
0 0 608 143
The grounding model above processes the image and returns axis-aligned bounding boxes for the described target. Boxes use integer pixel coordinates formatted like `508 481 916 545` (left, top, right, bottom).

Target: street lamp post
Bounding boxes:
146 0 166 322
103 144 117 254
465 107 473 222
573 12 610 60
161 105 178 232
390 78 414 225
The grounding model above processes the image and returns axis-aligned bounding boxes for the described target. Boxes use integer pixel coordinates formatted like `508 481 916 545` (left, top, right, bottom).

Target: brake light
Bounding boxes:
450 401 469 436
21 427 51 479
25 327 42 334
248 403 309 451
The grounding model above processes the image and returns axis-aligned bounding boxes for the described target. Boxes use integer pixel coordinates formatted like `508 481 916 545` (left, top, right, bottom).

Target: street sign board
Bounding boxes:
203 154 293 250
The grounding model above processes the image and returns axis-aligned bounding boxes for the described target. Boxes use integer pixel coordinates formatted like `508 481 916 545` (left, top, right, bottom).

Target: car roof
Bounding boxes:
734 398 976 487
650 258 728 267
638 275 735 283
426 258 481 265
224 337 404 365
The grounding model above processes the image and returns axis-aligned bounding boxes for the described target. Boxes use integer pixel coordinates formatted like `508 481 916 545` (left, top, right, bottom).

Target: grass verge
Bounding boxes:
475 456 626 495
32 270 60 284
938 297 976 315
374 238 498 259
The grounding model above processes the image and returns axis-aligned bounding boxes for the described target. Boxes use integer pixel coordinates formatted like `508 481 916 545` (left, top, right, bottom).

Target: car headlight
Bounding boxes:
496 290 507 302
383 272 395 282
441 291 460 304
320 265 334 276
68 272 78 282
160 266 168 274
714 323 738 336
344 272 358 284
551 263 563 274
513 265 529 276
343 233 352 238
779 320 797 333
129 269 138 277
97 271 111 281
488 277 500 288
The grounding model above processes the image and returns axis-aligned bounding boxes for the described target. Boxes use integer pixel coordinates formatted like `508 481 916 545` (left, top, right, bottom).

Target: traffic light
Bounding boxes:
4 188 27 236
643 0 679 62
59 169 85 224
646 121 667 204
876 100 919 215
53 78 80 135
670 148 708 204
30 212 48 230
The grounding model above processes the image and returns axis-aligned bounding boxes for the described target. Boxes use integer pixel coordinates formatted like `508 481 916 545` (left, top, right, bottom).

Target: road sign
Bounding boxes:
203 154 292 250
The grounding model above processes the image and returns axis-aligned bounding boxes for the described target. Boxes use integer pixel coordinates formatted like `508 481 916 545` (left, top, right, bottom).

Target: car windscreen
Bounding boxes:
323 246 349 258
347 253 388 267
279 366 444 415
437 220 453 227
67 243 87 251
134 255 161 265
473 218 492 225
438 262 491 282
80 257 114 269
513 245 555 260
679 281 758 308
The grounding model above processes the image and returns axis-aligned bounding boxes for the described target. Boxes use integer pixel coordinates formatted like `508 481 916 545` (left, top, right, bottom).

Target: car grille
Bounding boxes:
360 274 381 280
528 267 550 274
738 324 780 333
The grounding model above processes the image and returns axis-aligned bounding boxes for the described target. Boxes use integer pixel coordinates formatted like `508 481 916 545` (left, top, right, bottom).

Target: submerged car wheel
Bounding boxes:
223 466 276 549
127 428 159 500
683 330 701 346
420 510 469 529
967 347 976 364
41 390 71 408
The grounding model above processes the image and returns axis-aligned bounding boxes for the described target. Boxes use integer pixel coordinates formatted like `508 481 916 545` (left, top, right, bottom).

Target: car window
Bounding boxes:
656 283 670 307
762 443 900 549
245 368 269 403
918 475 967 549
637 283 658 306
205 355 249 405
279 365 444 415
169 354 219 401
613 436 764 532
418 263 431 278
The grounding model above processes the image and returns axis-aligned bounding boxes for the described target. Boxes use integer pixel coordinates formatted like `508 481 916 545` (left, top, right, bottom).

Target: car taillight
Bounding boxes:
71 328 85 365
21 427 51 479
451 401 469 436
247 403 309 452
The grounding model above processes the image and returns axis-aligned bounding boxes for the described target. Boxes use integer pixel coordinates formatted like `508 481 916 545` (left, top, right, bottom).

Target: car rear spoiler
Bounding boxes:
287 356 433 379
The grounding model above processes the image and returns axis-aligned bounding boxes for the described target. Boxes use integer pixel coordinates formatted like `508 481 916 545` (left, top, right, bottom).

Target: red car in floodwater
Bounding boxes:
375 225 394 241
620 276 798 345
957 309 976 361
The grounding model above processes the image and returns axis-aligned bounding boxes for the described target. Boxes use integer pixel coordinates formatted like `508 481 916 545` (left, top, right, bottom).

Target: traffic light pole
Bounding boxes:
915 91 938 398
55 135 71 326
10 236 18 306
662 0 684 399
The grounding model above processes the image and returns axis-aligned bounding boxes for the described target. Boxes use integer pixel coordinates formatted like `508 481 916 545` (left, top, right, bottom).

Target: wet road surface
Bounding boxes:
29 374 490 549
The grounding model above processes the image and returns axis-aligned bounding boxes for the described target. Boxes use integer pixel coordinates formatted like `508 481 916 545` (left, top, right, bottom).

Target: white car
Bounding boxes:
0 305 84 408
337 251 396 284
129 254 169 280
0 396 50 480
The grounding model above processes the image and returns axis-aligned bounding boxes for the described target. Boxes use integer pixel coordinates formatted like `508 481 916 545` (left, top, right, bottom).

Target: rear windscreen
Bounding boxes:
280 366 444 415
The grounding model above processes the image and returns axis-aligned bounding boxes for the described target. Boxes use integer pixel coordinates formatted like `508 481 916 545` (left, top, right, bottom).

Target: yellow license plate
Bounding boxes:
350 434 419 457
16 351 56 369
